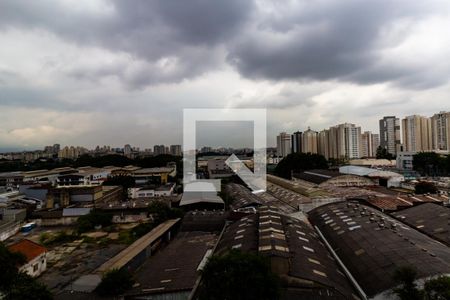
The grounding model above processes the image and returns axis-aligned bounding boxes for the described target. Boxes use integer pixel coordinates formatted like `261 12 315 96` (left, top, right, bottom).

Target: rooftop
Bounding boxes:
126 232 217 298
351 193 448 211
309 201 450 298
8 239 47 262
392 203 450 247
180 191 224 207
216 206 356 299
294 169 341 185
226 183 262 211
96 218 180 273
133 167 174 175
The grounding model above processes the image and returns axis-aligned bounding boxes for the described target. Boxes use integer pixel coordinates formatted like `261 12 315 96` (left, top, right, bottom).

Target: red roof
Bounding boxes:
8 239 47 262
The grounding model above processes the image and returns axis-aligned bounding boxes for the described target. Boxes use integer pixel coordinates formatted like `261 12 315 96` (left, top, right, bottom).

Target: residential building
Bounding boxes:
402 115 432 152
207 158 233 179
318 129 331 159
153 145 166 156
169 144 182 156
291 131 302 153
302 127 318 154
276 132 291 157
431 111 450 152
361 131 378 157
124 144 132 157
324 123 362 159
379 116 401 156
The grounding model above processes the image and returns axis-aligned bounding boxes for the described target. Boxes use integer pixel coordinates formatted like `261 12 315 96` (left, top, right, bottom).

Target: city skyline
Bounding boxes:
1 1 450 149
2 110 450 153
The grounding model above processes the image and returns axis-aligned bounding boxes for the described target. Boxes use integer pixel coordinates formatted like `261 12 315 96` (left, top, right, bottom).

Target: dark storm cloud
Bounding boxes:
227 0 447 88
0 0 449 89
0 0 253 87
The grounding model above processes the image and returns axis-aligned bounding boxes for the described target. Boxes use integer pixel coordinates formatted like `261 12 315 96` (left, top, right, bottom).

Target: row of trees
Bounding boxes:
0 154 182 173
413 152 450 176
274 152 328 179
393 266 450 300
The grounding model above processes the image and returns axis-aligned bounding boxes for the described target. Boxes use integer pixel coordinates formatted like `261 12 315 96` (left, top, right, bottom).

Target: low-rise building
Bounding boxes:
8 239 47 277
46 185 122 209
129 183 176 199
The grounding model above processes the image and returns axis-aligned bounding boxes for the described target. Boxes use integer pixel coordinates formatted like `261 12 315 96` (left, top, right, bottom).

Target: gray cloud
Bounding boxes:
1 0 448 89
227 0 450 88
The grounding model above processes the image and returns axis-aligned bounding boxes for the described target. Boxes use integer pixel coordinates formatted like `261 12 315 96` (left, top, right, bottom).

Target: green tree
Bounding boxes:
376 146 395 160
95 268 134 297
415 181 438 195
413 152 448 176
392 266 423 300
424 276 450 300
103 175 135 199
0 243 52 299
76 210 113 233
0 242 26 292
198 250 280 300
8 273 52 300
148 201 183 225
275 152 328 179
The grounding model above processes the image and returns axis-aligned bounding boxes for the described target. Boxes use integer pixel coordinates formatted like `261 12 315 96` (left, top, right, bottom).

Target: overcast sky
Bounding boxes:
1 0 450 150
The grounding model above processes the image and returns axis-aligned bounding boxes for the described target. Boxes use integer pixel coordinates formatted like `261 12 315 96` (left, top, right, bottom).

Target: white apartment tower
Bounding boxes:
431 111 450 152
402 115 432 152
302 127 318 154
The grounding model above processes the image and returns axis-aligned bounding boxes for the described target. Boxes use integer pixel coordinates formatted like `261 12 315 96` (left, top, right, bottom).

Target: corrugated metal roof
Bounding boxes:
392 203 450 247
309 201 450 297
62 207 91 217
216 205 356 299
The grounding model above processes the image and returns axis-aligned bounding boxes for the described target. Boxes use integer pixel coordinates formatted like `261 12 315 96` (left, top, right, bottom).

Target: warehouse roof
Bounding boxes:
350 193 447 212
392 203 450 247
216 206 356 299
294 169 341 185
226 183 262 210
126 232 217 298
309 201 450 298
96 218 180 273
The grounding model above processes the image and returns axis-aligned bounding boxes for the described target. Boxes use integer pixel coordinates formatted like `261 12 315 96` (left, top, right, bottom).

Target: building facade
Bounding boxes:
276 132 291 157
379 116 401 156
302 127 318 154
361 131 379 158
402 115 432 152
291 131 302 153
431 111 450 152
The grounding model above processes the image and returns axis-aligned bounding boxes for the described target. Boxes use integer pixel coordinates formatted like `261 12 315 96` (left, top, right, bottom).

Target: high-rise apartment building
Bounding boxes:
277 132 292 157
291 131 302 153
318 123 361 159
154 145 166 156
361 131 380 158
318 129 330 159
379 116 401 156
124 144 132 157
170 144 182 156
402 115 432 152
431 111 450 152
302 128 318 154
